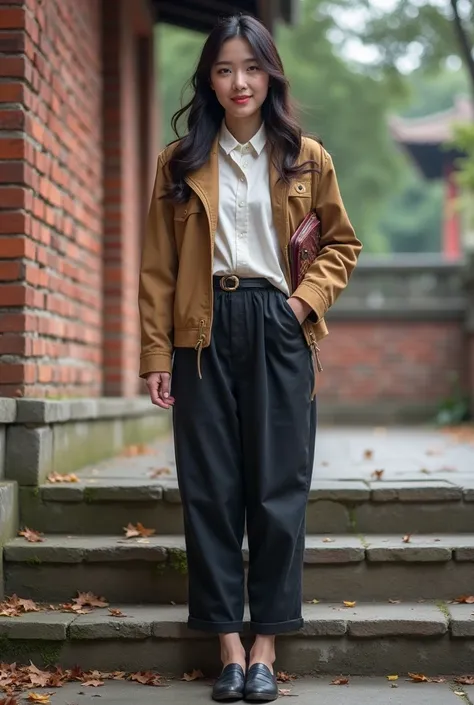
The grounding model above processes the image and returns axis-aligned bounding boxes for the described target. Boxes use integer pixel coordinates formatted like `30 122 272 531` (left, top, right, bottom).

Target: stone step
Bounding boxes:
19 477 474 535
0 601 473 676
4 534 474 603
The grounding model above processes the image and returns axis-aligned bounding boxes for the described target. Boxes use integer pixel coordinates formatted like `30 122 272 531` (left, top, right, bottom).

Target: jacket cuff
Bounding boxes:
139 352 172 378
292 282 327 321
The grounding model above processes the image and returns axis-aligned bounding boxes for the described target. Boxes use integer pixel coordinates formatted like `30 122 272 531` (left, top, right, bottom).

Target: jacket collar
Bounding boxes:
184 130 291 254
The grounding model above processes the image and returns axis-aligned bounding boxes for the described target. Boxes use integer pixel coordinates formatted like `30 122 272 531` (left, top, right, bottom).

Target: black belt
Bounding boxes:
213 275 275 292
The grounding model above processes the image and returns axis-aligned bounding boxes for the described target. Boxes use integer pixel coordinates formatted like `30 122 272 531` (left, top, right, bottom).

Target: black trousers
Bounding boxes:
171 277 317 634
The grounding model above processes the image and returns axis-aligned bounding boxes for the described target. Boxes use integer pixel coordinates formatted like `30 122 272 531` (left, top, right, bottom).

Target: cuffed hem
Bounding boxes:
139 352 172 377
292 282 327 321
249 617 304 635
188 616 244 633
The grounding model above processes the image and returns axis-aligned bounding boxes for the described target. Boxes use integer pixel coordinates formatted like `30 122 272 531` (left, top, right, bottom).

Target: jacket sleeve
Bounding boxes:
138 153 177 377
293 146 362 320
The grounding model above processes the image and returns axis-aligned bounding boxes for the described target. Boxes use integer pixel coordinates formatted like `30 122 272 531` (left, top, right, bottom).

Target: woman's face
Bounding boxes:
210 37 269 122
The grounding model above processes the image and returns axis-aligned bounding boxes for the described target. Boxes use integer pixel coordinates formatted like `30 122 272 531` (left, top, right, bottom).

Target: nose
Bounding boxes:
232 70 247 91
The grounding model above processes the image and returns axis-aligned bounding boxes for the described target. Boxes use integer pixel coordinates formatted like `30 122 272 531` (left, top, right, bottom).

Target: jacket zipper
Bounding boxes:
194 319 206 379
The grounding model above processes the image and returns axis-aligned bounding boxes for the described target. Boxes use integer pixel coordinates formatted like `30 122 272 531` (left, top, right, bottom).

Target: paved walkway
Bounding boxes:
23 677 474 704
76 424 474 485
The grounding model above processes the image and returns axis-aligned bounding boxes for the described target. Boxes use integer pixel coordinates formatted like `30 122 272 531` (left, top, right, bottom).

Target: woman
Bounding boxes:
139 13 361 702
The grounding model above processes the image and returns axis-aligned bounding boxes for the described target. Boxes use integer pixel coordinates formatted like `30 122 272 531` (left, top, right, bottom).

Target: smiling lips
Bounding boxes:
232 95 251 104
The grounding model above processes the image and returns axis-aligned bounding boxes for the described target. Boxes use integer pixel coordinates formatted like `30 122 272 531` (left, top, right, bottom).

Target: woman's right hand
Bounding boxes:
145 372 175 410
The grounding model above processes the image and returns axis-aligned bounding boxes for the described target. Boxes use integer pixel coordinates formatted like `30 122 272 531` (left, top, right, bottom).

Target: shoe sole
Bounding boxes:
244 695 278 702
212 692 244 702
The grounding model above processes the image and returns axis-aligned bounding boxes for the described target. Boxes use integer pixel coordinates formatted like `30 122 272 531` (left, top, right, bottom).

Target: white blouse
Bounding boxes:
213 121 289 296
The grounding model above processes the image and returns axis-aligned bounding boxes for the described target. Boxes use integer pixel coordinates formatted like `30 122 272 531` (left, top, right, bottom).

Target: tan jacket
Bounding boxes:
139 135 362 378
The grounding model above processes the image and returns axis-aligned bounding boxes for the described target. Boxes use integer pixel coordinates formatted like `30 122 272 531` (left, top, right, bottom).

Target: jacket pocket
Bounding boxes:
289 179 312 199
173 198 203 222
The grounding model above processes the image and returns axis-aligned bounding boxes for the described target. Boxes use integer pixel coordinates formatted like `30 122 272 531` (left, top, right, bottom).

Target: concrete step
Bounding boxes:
19 477 474 535
0 601 473 676
5 534 474 603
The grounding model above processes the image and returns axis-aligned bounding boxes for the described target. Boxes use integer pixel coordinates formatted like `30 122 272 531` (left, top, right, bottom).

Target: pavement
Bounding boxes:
17 677 474 704
75 424 474 484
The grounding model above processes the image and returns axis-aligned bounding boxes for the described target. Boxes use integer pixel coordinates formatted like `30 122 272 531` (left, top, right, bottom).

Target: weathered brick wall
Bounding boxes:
0 0 103 397
318 256 468 422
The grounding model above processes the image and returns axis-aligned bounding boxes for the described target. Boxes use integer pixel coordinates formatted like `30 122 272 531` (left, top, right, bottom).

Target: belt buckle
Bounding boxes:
220 275 240 292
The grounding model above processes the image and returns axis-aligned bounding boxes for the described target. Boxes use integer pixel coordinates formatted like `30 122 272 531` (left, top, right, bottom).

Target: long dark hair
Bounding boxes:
166 14 319 202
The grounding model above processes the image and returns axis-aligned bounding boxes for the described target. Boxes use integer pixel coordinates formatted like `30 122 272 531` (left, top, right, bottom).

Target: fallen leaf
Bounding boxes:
408 672 429 682
387 675 398 681
122 444 154 457
402 534 412 543
343 601 356 608
455 676 474 685
277 672 296 683
182 669 204 681
331 676 349 685
278 689 294 696
18 528 43 543
388 599 401 604
123 523 156 539
73 592 109 609
0 697 19 705
17 598 40 613
27 694 54 703
322 537 335 543
110 672 126 680
108 608 125 617
454 595 474 604
371 469 384 480
82 680 104 687
148 468 172 478
364 449 374 460
47 472 79 483
309 599 320 604
454 692 466 696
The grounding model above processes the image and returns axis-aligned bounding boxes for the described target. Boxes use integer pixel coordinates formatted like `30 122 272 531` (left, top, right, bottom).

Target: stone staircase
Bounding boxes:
2 426 474 677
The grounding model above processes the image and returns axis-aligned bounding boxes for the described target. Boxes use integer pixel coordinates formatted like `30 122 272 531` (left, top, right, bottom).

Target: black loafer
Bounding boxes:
244 663 278 702
212 663 245 701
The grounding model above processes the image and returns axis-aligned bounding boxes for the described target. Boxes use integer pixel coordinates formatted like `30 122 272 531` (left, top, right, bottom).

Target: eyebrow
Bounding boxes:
214 58 258 66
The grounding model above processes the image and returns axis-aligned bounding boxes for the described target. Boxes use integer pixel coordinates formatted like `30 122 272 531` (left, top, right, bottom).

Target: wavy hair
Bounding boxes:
165 14 319 202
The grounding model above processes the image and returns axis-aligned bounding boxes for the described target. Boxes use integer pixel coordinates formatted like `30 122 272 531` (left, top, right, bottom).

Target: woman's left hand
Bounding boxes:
287 297 312 324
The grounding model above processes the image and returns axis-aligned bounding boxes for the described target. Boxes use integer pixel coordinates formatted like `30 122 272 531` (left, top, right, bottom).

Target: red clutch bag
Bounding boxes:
288 210 321 292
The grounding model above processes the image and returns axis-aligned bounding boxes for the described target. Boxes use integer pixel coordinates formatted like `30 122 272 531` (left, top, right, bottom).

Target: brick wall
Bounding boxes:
0 0 157 398
0 0 103 397
317 256 468 422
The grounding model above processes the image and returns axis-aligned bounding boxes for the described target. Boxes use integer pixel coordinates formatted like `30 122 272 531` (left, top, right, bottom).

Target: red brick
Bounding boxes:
0 334 26 354
0 82 23 102
0 211 27 234
0 29 25 52
0 186 28 209
0 137 25 159
0 7 25 28
0 260 22 280
0 235 35 259
0 108 25 130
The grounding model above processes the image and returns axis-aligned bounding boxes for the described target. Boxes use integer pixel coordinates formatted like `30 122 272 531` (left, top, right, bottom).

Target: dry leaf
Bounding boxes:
182 669 204 681
371 469 384 480
149 468 172 478
388 599 401 604
322 537 335 543
122 444 154 457
454 692 466 697
454 595 474 604
0 697 19 705
364 449 374 460
331 676 349 685
387 675 399 681
455 676 474 685
73 592 109 608
82 680 104 687
278 689 293 696
123 522 156 539
277 672 296 683
18 598 40 613
343 601 356 608
402 534 412 543
108 608 125 617
27 694 53 703
18 528 43 543
408 672 429 682
47 472 79 483
110 672 126 680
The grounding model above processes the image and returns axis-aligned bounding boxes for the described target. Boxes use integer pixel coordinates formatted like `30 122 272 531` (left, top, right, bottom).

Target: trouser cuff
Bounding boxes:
188 616 244 633
250 617 304 635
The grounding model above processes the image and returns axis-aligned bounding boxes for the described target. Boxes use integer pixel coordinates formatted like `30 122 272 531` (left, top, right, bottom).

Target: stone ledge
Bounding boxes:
449 604 474 637
15 397 160 424
370 480 462 503
0 398 16 424
308 480 370 502
0 611 76 640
